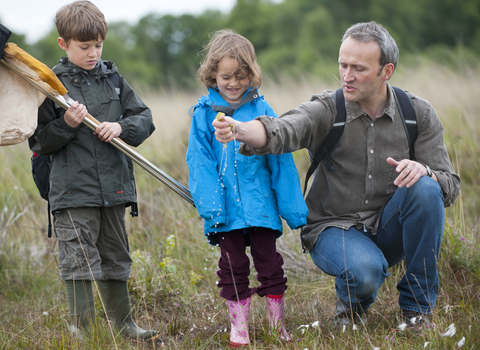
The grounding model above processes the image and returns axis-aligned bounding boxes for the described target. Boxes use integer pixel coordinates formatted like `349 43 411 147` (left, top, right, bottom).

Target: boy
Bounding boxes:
28 1 157 340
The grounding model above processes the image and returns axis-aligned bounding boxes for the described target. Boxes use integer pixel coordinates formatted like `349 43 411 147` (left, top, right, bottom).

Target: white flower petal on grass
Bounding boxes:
457 337 465 347
342 324 346 333
424 342 430 348
311 321 320 328
352 324 358 331
43 311 48 315
442 323 456 337
398 323 407 331
372 347 380 350
297 324 309 335
67 325 83 339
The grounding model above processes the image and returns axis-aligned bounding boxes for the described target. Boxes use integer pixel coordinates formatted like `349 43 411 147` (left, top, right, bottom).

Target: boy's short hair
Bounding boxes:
198 29 262 89
56 0 108 43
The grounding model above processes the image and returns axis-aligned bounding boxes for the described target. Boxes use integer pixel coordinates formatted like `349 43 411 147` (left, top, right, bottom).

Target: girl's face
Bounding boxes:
213 56 250 104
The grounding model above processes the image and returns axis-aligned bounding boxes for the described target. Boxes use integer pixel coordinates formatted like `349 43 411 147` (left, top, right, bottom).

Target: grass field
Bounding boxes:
0 59 479 349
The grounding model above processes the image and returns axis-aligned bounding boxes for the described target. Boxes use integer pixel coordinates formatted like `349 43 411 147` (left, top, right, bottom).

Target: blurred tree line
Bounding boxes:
3 0 480 89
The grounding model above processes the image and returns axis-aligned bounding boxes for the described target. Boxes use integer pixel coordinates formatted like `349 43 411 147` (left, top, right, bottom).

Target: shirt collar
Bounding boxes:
344 83 397 122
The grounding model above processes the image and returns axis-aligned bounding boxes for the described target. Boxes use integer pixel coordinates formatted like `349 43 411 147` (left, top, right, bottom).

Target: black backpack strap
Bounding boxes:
392 87 417 160
303 88 346 194
47 201 52 238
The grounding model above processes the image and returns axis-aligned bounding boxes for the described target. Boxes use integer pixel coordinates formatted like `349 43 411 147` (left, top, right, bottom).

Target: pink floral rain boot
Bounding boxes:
266 294 291 342
226 297 251 347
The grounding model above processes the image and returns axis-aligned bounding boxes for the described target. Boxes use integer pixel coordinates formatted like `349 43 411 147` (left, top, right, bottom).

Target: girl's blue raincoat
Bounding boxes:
186 88 308 245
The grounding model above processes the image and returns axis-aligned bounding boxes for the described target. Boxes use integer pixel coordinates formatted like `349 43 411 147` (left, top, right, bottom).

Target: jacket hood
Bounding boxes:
53 57 118 79
207 87 260 105
191 87 262 117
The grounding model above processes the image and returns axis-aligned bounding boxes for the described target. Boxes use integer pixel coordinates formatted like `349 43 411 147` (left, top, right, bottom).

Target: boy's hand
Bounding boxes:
94 122 122 142
64 101 87 128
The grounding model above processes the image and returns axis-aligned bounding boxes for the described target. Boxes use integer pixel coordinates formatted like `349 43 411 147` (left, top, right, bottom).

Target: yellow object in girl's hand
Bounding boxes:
216 112 225 121
216 112 235 133
216 112 228 148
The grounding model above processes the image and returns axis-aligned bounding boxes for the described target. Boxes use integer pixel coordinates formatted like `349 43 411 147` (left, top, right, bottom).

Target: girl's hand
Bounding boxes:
64 101 87 128
213 114 238 143
94 122 122 142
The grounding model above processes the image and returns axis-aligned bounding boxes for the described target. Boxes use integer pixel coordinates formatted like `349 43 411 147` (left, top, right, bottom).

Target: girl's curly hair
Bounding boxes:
198 29 261 89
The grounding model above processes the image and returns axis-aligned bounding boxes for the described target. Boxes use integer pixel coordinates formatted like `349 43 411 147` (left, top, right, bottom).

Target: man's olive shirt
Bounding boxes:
240 84 461 252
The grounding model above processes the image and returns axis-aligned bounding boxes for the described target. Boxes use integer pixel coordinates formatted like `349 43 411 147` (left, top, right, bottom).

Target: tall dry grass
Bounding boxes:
0 60 479 349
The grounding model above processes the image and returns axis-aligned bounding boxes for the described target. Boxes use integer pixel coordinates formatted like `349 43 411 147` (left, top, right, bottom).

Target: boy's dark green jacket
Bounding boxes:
29 57 155 211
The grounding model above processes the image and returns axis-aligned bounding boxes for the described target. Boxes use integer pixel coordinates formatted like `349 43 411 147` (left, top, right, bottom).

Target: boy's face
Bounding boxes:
57 36 103 71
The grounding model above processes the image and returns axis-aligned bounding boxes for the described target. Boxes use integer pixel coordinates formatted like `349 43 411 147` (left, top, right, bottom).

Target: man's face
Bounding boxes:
338 37 391 106
58 36 103 71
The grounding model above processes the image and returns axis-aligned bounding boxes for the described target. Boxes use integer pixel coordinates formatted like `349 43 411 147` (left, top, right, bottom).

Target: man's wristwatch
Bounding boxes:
424 164 433 177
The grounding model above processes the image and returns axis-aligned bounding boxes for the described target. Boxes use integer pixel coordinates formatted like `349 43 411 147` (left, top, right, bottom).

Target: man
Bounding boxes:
213 21 460 329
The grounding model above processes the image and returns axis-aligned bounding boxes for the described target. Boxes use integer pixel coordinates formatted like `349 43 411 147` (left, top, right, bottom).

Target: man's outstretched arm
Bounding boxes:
213 115 267 148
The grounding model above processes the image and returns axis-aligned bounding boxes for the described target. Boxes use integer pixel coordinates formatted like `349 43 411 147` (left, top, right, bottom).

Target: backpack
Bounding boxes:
0 23 12 59
31 72 123 238
303 87 417 194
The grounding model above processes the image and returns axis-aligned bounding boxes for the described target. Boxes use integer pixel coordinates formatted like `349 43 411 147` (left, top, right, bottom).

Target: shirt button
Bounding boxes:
105 201 109 206
368 175 372 179
371 123 374 127
370 150 374 154
365 200 369 204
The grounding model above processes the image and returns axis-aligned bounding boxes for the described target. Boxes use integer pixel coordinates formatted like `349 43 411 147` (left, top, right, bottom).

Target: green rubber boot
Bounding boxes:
65 280 96 336
97 280 158 340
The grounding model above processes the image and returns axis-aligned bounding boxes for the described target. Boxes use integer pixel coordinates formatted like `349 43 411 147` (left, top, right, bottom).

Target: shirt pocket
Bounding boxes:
385 153 410 195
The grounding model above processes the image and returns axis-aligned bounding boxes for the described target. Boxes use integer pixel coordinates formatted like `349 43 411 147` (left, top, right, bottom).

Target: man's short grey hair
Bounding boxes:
342 21 399 68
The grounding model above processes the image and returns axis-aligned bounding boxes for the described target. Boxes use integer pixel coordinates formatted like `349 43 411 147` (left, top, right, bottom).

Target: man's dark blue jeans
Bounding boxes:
310 176 445 314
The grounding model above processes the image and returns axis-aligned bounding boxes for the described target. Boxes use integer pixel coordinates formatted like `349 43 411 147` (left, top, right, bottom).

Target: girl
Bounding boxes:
186 29 308 347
